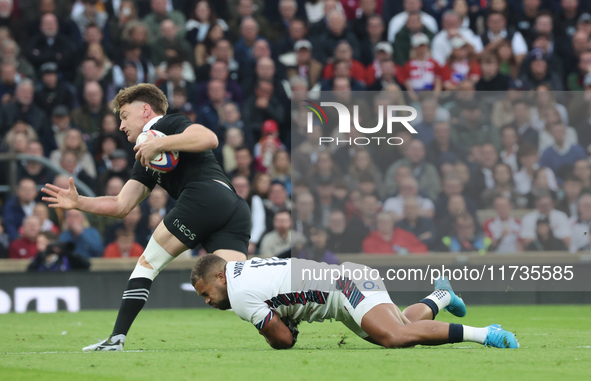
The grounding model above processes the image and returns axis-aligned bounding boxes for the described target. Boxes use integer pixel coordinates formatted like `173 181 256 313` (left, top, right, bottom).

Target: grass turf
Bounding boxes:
1 306 590 381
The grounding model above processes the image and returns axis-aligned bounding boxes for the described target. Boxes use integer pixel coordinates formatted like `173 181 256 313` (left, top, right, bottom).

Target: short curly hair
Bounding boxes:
111 83 168 115
190 255 227 287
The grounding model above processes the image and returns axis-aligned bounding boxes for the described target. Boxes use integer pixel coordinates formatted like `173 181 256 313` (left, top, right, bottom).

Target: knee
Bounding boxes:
380 333 415 349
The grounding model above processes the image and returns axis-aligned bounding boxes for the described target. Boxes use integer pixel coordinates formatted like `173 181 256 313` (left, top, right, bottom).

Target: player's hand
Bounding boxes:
41 177 79 209
280 316 299 344
134 132 161 167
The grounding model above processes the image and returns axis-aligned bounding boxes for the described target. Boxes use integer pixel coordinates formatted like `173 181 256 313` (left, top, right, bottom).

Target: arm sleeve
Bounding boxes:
231 290 275 330
129 161 159 191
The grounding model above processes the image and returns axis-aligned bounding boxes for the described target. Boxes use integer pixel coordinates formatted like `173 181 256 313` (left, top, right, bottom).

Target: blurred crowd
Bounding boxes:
1 0 591 268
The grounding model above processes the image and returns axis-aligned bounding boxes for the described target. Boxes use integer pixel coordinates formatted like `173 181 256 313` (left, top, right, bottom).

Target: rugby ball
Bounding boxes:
135 130 179 173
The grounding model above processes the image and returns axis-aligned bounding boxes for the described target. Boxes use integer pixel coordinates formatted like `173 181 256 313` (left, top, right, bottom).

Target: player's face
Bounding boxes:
119 102 149 143
194 277 231 310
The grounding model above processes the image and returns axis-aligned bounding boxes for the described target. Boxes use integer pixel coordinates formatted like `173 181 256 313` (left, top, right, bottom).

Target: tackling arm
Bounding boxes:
259 314 296 350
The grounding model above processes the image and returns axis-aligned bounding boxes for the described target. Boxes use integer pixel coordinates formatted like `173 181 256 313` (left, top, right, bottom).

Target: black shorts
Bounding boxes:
163 180 251 253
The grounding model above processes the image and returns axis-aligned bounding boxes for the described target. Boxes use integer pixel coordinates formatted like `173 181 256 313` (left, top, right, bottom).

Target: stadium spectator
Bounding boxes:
366 57 400 91
50 128 96 178
233 16 264 71
228 146 256 182
399 33 442 100
524 216 568 251
362 212 427 254
388 0 437 44
72 0 108 34
479 11 528 62
59 209 104 258
70 81 111 137
34 62 76 117
395 196 437 249
344 149 383 196
259 209 305 258
506 99 539 147
570 193 591 252
97 149 133 193
221 127 244 172
556 176 583 218
185 0 228 47
441 36 481 91
229 0 272 43
306 0 342 33
573 159 591 194
321 40 367 84
426 120 467 166
519 49 564 91
325 209 359 253
18 141 54 185
0 79 49 141
2 178 38 241
104 205 148 246
521 194 571 249
142 0 186 40
27 234 91 271
298 226 339 264
158 57 197 107
474 52 511 91
383 176 435 221
195 60 242 106
451 101 500 150
483 196 522 253
269 150 292 196
103 228 145 258
58 150 96 191
111 43 155 86
498 125 519 172
393 11 433 66
149 19 194 67
0 61 18 105
567 49 591 91
0 39 36 81
230 175 264 254
385 139 441 200
520 32 564 80
25 13 76 80
196 79 226 140
8 215 41 259
313 12 358 63
292 191 318 238
434 173 478 221
530 85 569 129
431 10 481 67
539 123 586 183
480 163 525 209
538 107 579 155
359 15 388 67
514 144 557 195
440 213 490 253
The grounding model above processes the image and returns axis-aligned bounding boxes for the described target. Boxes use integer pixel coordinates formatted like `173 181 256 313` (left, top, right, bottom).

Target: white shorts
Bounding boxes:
336 291 394 339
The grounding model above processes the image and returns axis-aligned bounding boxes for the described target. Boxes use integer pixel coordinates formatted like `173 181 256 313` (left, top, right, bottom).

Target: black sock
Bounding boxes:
112 277 152 336
448 323 464 343
419 298 439 318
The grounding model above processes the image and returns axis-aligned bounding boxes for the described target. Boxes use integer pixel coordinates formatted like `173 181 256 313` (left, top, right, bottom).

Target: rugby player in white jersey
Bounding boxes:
191 256 519 349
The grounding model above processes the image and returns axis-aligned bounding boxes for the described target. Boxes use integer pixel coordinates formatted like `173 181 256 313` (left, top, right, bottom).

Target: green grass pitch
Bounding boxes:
1 306 590 381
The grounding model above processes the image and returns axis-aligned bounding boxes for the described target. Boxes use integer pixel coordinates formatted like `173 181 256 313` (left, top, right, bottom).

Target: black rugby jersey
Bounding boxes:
130 114 234 200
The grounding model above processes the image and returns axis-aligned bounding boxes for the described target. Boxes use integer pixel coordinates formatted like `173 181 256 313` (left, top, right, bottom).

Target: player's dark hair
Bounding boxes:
111 83 169 115
190 255 228 287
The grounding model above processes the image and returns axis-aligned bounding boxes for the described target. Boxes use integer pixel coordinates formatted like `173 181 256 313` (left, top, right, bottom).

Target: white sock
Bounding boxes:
462 326 488 344
424 290 451 312
110 334 126 343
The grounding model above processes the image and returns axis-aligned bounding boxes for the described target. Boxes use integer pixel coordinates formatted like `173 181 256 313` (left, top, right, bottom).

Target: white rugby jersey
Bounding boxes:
226 258 367 330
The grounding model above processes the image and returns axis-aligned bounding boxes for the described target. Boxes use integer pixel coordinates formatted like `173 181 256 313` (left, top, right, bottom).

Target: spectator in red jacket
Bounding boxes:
321 40 368 85
398 32 442 101
442 36 481 91
362 212 428 254
8 215 41 259
103 228 144 258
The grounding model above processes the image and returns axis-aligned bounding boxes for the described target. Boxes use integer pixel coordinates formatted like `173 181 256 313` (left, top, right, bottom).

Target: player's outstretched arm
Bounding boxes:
259 314 295 350
42 178 150 218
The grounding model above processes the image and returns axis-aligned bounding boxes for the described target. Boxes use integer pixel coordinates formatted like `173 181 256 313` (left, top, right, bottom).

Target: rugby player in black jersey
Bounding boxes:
41 84 251 351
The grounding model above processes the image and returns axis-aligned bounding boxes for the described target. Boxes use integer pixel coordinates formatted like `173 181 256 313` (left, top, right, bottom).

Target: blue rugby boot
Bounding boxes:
434 276 467 317
483 324 520 348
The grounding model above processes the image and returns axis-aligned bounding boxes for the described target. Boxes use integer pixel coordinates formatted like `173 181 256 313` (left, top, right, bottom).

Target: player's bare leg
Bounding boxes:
83 222 188 352
361 304 453 347
402 303 435 322
213 249 247 262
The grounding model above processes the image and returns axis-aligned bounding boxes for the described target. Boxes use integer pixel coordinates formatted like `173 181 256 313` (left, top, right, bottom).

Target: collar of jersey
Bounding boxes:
142 115 164 132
